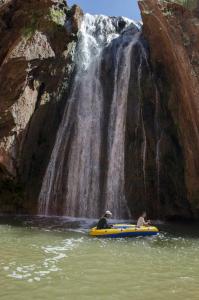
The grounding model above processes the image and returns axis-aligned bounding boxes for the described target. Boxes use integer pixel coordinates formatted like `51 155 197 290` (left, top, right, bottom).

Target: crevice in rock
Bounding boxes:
35 82 45 111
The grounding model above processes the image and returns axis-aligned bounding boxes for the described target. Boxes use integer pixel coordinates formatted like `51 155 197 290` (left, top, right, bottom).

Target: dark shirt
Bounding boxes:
97 217 111 229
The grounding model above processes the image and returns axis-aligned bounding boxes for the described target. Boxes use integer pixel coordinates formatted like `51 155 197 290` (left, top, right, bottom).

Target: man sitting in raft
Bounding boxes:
137 212 151 228
97 211 113 229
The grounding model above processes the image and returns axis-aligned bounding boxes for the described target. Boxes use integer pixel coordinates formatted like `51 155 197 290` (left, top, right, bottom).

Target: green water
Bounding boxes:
0 217 199 300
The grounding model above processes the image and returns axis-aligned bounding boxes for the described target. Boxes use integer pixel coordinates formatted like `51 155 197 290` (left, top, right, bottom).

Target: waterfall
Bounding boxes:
38 14 146 218
104 32 139 218
155 87 162 213
137 56 147 200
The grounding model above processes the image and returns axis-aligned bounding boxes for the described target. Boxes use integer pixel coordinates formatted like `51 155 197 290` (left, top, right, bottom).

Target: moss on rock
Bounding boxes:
49 7 66 26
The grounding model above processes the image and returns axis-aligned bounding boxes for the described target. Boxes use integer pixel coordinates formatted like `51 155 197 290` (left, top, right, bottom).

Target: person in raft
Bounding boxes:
137 211 151 228
97 211 113 229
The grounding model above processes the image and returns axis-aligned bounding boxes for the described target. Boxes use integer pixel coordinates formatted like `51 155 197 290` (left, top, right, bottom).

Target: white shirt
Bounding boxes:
137 216 145 227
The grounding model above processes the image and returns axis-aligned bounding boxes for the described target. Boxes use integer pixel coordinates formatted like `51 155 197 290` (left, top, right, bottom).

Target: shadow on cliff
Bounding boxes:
0 53 76 214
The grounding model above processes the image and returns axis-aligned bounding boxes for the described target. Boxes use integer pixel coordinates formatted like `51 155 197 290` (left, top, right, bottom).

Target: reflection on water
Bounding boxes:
0 216 199 300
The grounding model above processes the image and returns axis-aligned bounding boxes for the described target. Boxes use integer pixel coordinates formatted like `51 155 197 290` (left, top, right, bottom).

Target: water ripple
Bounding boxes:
3 238 83 282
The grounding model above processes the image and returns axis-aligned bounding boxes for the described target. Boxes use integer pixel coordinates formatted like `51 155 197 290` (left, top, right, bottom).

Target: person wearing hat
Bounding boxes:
96 210 113 229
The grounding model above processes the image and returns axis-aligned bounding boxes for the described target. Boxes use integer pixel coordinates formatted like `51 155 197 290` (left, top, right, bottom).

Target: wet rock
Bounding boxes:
0 0 83 213
139 0 199 219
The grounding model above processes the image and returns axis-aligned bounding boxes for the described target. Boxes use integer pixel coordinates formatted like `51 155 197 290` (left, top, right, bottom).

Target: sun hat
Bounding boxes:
105 210 112 216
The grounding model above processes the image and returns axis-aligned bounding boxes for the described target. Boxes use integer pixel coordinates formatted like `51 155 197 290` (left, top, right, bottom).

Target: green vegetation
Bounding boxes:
162 0 198 9
176 0 198 8
22 26 36 39
21 6 66 39
49 7 65 26
162 10 173 16
21 13 40 39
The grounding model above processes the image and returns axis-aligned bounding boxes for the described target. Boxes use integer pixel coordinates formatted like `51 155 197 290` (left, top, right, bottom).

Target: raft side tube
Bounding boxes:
89 225 159 238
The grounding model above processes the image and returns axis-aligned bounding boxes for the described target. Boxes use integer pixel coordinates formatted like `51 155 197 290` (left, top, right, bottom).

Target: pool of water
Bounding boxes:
0 216 199 300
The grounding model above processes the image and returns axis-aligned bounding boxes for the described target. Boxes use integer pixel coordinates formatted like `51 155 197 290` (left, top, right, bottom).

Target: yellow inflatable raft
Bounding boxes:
90 224 159 238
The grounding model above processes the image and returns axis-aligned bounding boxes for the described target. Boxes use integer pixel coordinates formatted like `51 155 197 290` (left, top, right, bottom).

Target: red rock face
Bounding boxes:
139 0 199 217
0 0 83 213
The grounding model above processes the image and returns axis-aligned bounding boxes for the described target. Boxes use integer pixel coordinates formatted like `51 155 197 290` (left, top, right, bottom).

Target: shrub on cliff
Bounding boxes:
162 0 198 9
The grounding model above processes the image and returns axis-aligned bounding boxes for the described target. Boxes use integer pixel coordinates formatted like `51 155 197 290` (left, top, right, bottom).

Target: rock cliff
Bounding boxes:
139 0 199 218
0 0 198 220
0 0 83 213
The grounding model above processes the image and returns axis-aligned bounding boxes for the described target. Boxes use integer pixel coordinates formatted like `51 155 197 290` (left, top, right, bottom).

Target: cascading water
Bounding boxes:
137 55 147 200
38 14 149 218
155 87 161 210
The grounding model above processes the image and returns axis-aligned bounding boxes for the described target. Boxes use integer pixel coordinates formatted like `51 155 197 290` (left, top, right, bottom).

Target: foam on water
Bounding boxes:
3 238 83 282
